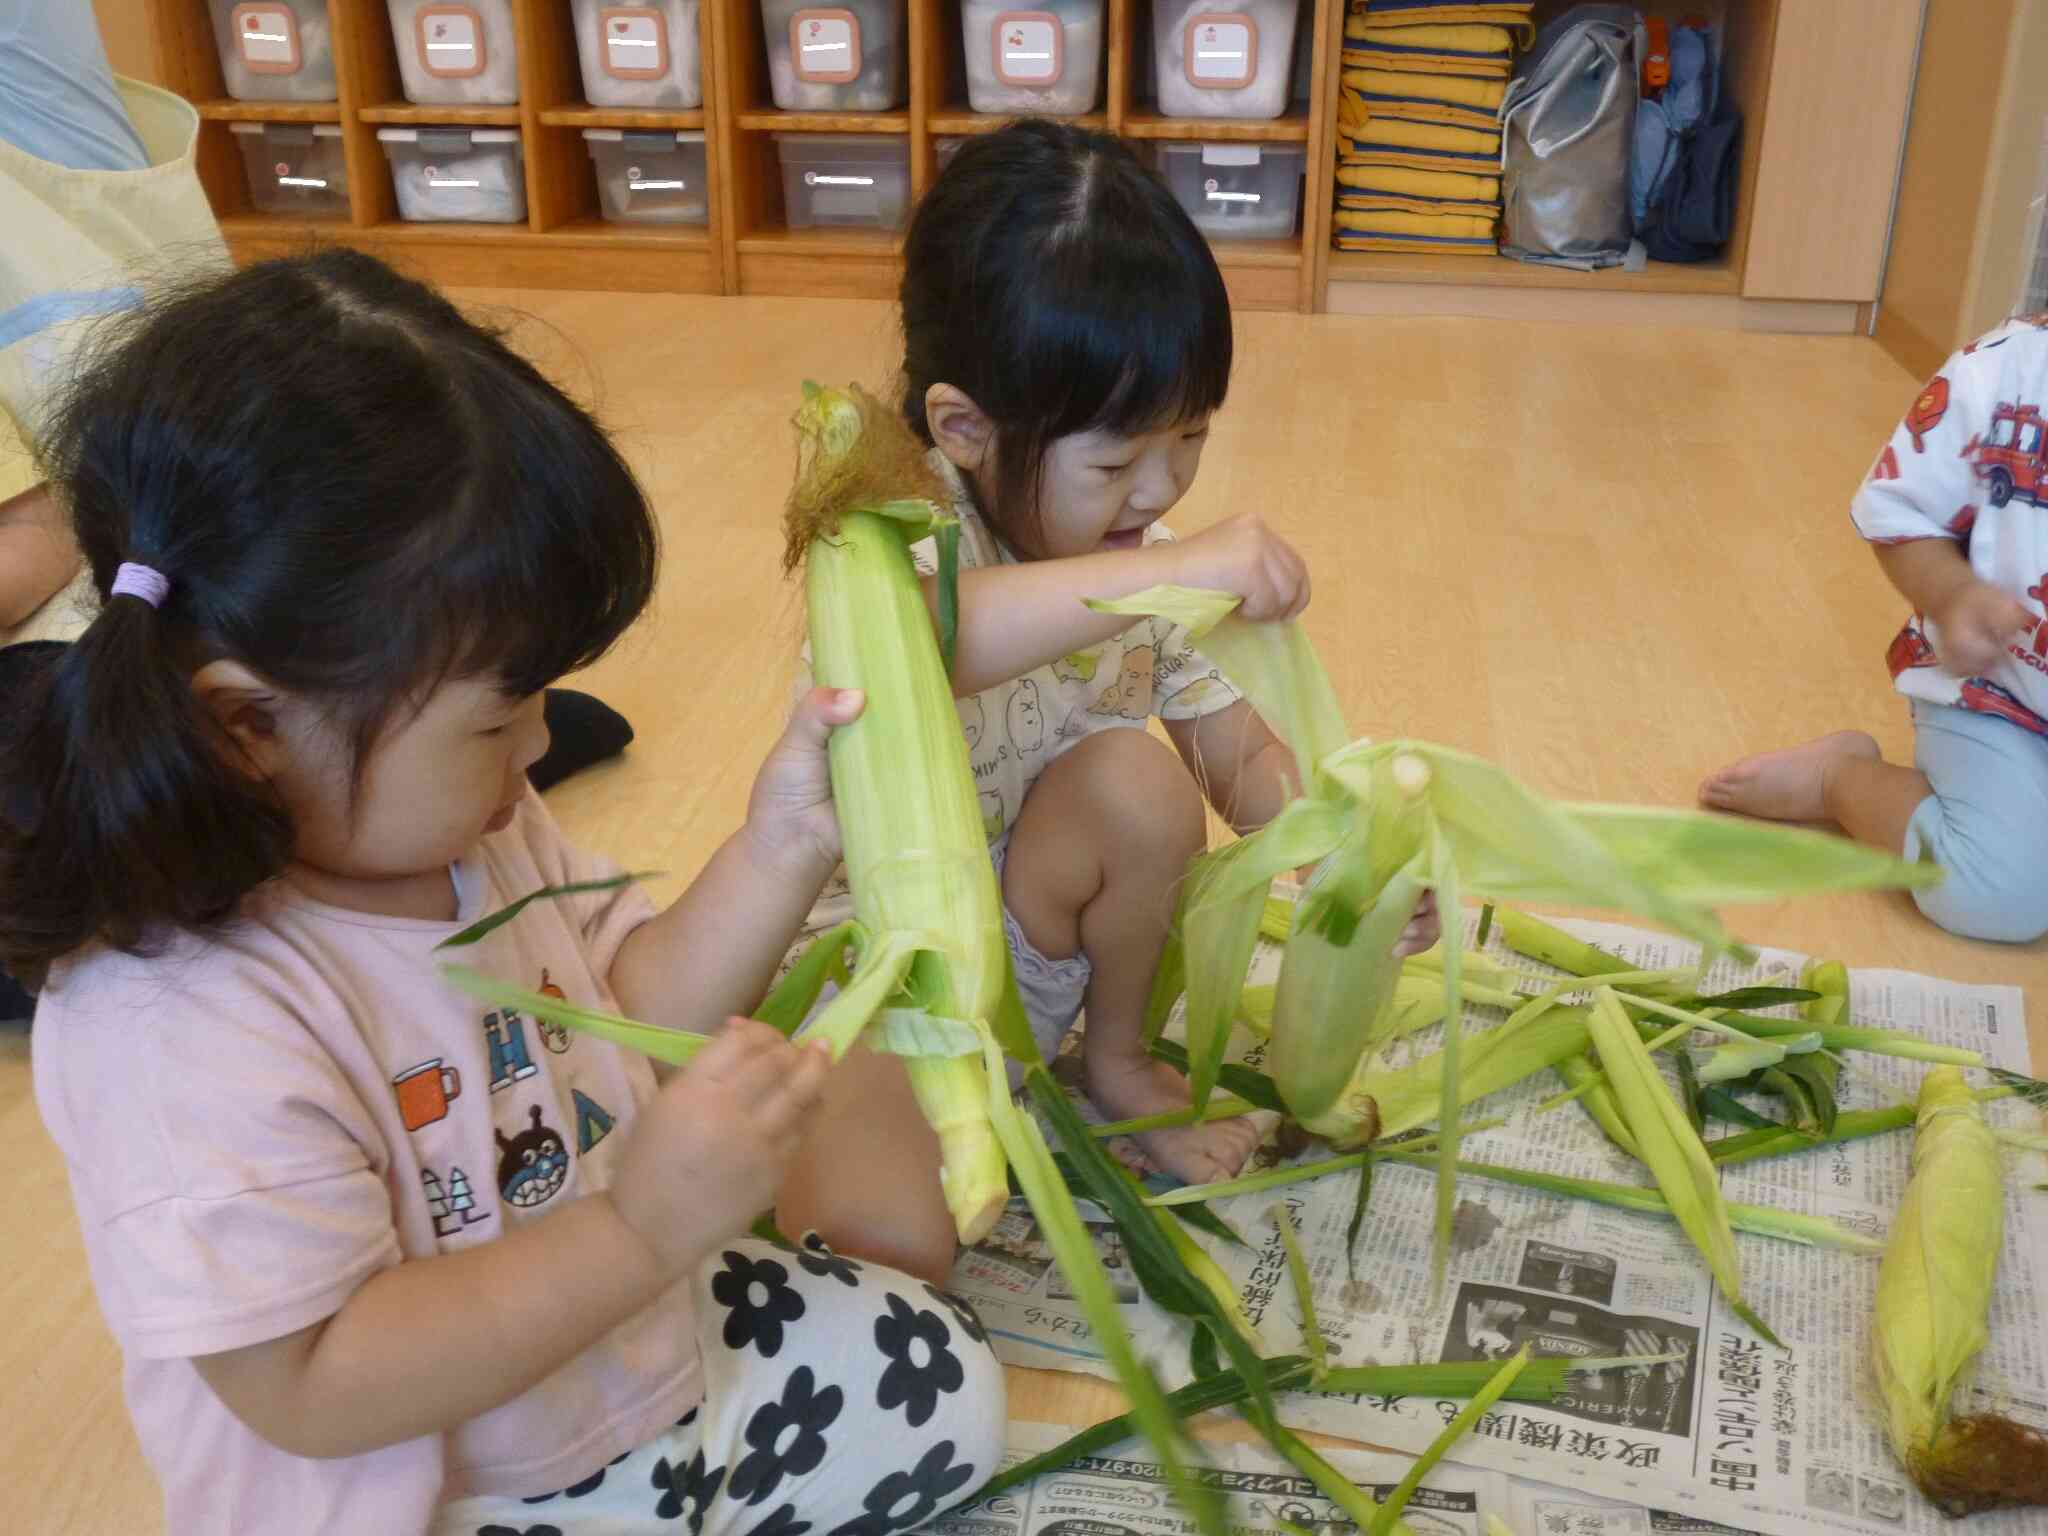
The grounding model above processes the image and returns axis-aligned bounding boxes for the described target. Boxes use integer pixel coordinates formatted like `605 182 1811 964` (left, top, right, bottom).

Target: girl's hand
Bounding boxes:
1929 578 2033 676
607 1019 831 1279
1392 890 1440 959
744 687 865 874
1171 513 1310 622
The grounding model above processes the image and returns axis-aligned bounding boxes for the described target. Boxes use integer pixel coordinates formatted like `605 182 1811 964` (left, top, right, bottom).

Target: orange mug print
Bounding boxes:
394 1058 463 1131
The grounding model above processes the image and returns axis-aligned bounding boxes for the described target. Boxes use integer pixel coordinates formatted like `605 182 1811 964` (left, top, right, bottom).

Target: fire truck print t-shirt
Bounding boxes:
1853 314 2048 739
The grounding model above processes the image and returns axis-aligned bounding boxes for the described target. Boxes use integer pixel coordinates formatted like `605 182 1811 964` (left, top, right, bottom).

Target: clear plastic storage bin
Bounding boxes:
760 0 906 112
571 0 702 110
378 127 527 222
230 122 349 216
584 129 709 224
208 0 337 102
775 134 910 230
386 0 520 105
960 0 1103 117
1155 142 1303 237
1152 0 1298 120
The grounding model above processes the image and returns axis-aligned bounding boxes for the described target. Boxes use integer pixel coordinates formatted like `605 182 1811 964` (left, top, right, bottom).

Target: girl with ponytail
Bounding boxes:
6 249 1002 1536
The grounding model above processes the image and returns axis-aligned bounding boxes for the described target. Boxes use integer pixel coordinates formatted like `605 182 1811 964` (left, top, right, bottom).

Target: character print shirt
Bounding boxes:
32 788 689 1532
1853 315 2048 737
796 452 1246 932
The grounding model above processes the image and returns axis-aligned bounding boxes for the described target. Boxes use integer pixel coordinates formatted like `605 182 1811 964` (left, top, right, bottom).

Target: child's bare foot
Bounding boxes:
1085 1052 1264 1186
1698 731 1881 823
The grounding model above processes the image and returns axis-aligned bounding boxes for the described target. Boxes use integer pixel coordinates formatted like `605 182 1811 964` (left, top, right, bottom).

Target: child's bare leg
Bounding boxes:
777 1046 958 1287
1002 728 1260 1184
1701 729 1931 852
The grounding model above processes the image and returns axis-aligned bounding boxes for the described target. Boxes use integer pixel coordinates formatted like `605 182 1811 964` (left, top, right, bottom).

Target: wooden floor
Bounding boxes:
5 295 2043 1533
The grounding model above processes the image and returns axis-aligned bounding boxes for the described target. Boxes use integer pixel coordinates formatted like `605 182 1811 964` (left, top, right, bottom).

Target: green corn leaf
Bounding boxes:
1588 988 1779 1345
1026 1062 1277 1424
1696 1041 1788 1085
757 922 861 1036
439 965 708 1065
1190 1321 1224 1381
1370 1349 1530 1536
1179 798 1348 1109
1552 1052 1642 1157
1345 1152 1377 1282
1378 1150 1884 1252
1150 1037 1287 1112
1700 1087 1785 1131
1710 1010 1980 1066
1476 902 1495 947
792 929 930 1058
932 516 961 677
1084 587 1351 782
1170 1199 1251 1250
436 872 662 951
1264 1422 1398 1534
1675 1047 1710 1132
1559 804 1944 903
1687 986 1821 1010
1150 1149 1373 1209
1427 841 1465 1299
982 1032 1223 1534
1271 1202 1327 1376
1145 921 1188 1046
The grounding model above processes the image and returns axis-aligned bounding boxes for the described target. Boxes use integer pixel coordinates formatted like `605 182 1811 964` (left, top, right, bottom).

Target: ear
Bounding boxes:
924 383 996 474
189 659 294 780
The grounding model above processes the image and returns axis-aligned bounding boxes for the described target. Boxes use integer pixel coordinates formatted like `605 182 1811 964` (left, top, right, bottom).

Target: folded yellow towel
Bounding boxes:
1341 86 1497 131
1335 233 1499 254
1343 66 1504 109
1338 191 1499 217
1334 207 1496 239
1337 113 1500 158
1350 0 1534 41
1342 20 1517 76
1335 162 1500 202
1340 143 1503 174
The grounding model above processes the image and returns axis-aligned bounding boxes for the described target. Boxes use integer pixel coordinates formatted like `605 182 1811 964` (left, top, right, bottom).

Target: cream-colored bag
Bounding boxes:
0 76 227 644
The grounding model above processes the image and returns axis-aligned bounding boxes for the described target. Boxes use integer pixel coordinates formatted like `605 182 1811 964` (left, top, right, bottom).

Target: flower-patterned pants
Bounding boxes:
434 1236 1007 1536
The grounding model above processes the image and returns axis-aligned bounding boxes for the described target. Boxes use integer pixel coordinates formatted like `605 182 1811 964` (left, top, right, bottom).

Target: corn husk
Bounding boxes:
1873 1066 2048 1514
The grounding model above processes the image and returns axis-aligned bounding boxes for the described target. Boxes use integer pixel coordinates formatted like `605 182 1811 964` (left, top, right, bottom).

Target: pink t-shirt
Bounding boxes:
32 790 697 1534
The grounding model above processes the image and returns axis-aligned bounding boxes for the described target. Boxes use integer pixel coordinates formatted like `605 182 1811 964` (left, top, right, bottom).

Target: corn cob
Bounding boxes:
1873 1066 2048 1514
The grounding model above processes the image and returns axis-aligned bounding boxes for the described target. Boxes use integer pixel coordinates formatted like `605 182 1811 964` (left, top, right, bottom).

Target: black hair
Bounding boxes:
0 248 657 972
899 118 1233 549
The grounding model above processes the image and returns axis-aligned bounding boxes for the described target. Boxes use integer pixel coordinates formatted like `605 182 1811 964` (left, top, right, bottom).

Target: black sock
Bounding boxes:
529 689 635 793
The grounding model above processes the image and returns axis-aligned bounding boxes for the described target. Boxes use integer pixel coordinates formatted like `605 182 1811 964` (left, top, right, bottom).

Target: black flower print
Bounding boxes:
730 1366 843 1506
712 1250 806 1358
522 1450 630 1504
873 1293 964 1428
748 1504 813 1536
652 1449 726 1532
827 1442 979 1536
923 1283 989 1345
479 1526 562 1536
796 1231 862 1287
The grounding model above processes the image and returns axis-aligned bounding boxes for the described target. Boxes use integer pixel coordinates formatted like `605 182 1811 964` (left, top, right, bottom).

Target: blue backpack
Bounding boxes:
1630 24 1741 262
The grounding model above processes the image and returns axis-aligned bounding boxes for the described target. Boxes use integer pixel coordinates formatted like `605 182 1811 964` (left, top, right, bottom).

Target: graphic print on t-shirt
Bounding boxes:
535 968 573 1054
496 1102 571 1208
422 1165 490 1236
572 1088 616 1154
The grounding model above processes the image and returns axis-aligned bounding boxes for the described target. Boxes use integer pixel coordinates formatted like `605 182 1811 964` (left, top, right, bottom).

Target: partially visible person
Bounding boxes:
1700 316 2048 943
0 5 629 1023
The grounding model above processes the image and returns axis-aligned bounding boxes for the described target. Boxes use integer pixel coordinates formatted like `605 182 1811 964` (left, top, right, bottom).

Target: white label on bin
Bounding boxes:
993 13 1062 87
418 7 486 78
628 167 688 191
425 166 482 189
1203 178 1258 204
792 10 862 83
1185 15 1257 89
231 4 302 74
601 9 670 80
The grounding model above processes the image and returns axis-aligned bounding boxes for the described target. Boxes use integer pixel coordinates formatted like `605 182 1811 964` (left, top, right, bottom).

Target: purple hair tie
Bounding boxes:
111 562 171 609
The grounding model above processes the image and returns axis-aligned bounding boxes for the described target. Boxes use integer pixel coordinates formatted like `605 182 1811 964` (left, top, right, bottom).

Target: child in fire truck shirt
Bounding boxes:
1700 314 2048 944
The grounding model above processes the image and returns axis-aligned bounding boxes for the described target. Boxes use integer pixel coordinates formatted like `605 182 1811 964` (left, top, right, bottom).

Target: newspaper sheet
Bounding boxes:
944 916 2048 1536
949 1420 1508 1536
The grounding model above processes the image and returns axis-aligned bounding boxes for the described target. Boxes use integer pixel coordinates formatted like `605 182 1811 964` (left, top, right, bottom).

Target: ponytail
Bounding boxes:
0 578 291 973
0 248 654 973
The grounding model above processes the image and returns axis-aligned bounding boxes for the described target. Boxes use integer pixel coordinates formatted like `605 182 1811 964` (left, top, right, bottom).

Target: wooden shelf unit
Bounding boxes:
150 0 1331 308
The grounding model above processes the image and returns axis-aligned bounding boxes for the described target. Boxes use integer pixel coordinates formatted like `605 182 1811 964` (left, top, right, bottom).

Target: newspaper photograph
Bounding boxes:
944 916 2048 1536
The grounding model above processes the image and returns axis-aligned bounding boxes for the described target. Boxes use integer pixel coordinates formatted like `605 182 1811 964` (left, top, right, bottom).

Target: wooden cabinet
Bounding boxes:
137 0 1929 321
1741 0 1924 302
141 0 1333 310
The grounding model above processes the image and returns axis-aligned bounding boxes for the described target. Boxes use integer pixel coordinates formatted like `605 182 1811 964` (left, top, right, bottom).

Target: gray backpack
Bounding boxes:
1499 4 1643 268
